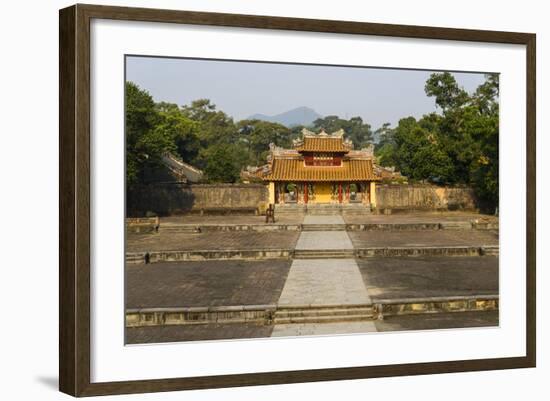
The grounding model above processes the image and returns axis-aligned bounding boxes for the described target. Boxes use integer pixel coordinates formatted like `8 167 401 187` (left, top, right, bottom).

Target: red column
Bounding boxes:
338 183 342 203
304 182 308 204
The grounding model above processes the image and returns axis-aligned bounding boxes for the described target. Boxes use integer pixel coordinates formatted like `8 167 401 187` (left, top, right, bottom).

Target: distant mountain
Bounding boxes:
248 106 322 127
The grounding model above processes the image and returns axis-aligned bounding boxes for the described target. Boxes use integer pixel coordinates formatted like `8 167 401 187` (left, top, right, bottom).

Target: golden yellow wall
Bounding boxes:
370 182 377 207
268 182 275 205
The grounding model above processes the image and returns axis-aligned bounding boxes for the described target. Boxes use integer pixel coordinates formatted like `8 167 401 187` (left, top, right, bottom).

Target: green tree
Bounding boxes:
425 72 499 208
391 117 453 181
125 82 174 187
180 99 238 146
236 119 293 165
154 107 201 165
425 72 469 112
313 115 373 148
200 143 249 183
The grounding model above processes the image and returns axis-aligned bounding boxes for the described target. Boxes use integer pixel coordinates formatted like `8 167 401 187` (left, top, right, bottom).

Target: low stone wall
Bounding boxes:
376 184 477 212
127 183 476 216
190 184 269 214
126 217 159 233
127 183 269 216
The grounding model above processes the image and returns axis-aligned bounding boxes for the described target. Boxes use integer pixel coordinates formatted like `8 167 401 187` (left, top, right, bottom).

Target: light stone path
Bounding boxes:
277 259 372 306
273 220 376 336
303 215 345 224
271 321 377 337
295 231 354 250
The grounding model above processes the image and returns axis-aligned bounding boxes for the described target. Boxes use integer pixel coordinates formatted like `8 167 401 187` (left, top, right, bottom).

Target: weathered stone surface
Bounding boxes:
126 260 291 309
126 231 300 253
342 211 497 225
126 322 274 344
375 184 477 212
161 214 305 225
277 259 371 306
349 229 498 248
127 183 269 216
355 246 487 258
374 296 498 318
357 256 498 301
135 249 292 263
303 215 345 224
374 311 499 332
126 217 159 233
295 231 354 250
272 321 377 337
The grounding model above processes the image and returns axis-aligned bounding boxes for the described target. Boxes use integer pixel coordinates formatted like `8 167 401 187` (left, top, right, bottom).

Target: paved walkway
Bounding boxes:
274 225 375 335
303 215 345 224
272 321 377 337
295 231 354 250
277 259 372 306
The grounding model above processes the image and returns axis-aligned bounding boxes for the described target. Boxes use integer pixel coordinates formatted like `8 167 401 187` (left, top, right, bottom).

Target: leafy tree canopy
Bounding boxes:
374 73 499 210
312 115 373 148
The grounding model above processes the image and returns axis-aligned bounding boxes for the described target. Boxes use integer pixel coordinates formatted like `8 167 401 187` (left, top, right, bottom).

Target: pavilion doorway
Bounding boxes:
314 182 332 203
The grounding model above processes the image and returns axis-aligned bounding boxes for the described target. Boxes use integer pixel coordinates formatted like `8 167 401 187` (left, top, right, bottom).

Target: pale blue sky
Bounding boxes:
126 56 488 128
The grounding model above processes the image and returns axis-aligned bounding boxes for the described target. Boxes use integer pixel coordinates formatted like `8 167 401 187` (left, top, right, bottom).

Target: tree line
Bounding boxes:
126 71 499 210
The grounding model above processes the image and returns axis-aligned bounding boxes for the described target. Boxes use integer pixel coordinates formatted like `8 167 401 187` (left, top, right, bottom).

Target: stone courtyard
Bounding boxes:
125 211 499 344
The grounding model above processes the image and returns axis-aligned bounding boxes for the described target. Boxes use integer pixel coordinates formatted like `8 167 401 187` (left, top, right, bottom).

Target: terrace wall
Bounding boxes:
127 183 477 216
127 183 269 216
376 184 477 212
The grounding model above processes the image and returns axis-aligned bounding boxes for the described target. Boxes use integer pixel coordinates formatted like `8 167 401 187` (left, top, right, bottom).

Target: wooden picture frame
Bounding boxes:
59 3 536 397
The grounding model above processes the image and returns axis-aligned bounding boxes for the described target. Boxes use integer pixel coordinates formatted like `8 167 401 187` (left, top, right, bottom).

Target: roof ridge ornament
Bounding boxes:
332 128 345 138
301 128 317 138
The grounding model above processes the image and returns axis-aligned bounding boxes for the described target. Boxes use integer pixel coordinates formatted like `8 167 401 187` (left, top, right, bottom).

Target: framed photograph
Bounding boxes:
59 4 536 397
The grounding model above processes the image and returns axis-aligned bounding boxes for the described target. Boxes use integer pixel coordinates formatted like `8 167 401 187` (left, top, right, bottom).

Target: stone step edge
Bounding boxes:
154 222 498 232
373 294 499 319
126 295 498 327
356 245 499 257
126 245 499 264
126 249 293 264
161 224 302 232
274 315 373 324
274 309 373 318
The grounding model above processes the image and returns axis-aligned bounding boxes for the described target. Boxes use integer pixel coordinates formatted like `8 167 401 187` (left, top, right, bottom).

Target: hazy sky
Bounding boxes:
126 56 488 128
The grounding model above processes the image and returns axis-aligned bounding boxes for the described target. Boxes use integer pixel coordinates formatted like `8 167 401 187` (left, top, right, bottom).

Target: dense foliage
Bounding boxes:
375 72 499 210
126 72 499 210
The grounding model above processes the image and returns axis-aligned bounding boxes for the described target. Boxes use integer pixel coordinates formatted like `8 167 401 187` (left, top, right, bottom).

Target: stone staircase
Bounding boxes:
159 225 201 233
305 204 344 215
439 221 473 230
275 203 371 216
293 249 355 259
126 252 147 264
274 304 374 324
301 224 347 231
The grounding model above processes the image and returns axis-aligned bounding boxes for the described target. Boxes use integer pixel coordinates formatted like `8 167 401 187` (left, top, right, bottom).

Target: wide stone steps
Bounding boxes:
301 224 347 231
439 221 474 230
160 225 201 233
306 209 342 215
293 249 355 259
274 305 374 324
276 204 371 216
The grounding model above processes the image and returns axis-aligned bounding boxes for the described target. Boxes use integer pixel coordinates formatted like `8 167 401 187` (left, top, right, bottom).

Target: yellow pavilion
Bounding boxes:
261 128 380 207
